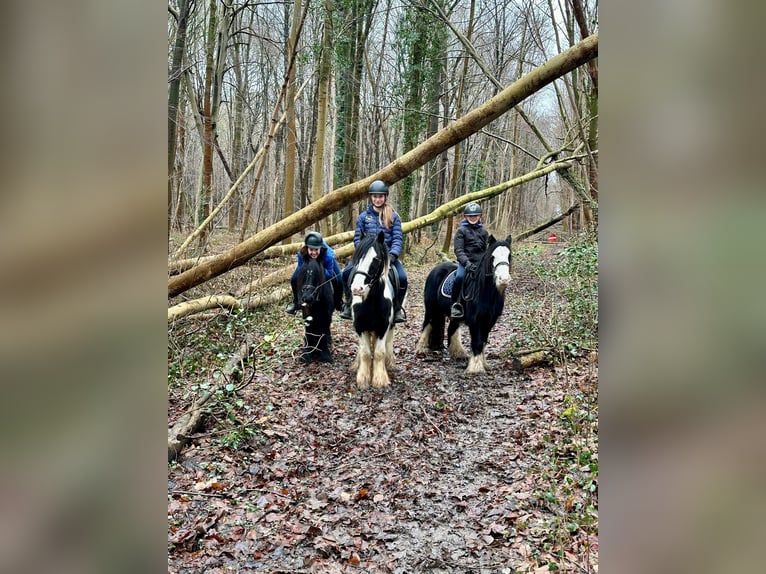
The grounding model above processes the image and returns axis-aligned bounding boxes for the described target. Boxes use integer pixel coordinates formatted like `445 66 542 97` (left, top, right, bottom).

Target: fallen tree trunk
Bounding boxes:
168 35 597 299
168 295 240 322
514 202 581 242
168 337 256 461
240 286 292 310
510 350 551 370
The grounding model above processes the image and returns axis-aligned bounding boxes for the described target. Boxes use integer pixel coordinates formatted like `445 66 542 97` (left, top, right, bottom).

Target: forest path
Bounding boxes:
168 253 598 573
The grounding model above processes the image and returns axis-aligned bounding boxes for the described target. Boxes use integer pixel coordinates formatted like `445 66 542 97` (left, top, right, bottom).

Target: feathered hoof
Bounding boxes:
465 355 486 374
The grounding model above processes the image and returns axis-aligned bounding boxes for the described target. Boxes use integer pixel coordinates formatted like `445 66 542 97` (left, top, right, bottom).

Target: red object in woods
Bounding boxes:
548 232 557 242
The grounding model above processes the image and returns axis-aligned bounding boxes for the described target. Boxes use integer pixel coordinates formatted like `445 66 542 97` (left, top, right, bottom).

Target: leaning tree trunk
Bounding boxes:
168 34 598 298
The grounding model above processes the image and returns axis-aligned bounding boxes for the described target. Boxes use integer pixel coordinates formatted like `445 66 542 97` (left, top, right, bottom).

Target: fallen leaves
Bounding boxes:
168 263 598 573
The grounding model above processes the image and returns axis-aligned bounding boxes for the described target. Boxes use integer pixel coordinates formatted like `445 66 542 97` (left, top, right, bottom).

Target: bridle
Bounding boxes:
300 261 334 299
351 251 385 287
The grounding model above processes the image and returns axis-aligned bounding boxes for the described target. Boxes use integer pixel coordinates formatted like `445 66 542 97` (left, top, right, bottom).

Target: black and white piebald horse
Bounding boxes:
295 255 335 363
348 231 396 388
416 235 512 374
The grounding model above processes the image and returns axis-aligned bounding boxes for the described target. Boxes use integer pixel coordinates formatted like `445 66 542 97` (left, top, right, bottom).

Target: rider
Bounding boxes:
340 179 408 323
450 202 489 319
285 231 342 314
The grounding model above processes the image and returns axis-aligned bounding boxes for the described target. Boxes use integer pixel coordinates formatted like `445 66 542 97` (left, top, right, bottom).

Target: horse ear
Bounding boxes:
377 231 385 244
488 235 497 246
505 234 513 245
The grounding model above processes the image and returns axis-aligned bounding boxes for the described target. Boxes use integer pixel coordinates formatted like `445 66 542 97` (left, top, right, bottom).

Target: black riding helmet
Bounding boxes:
368 180 389 195
305 231 324 249
464 203 482 216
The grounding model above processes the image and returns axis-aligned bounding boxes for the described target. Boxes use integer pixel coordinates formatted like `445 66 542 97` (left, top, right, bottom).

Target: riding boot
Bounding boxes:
450 277 464 319
393 286 407 323
285 284 299 315
339 282 352 320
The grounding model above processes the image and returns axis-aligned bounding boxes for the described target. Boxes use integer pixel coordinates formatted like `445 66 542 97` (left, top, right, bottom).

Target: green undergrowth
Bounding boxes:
510 234 598 362
168 304 303 450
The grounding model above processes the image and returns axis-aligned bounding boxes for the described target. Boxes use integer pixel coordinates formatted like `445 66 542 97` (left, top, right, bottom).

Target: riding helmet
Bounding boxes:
368 180 389 195
305 231 324 249
464 203 482 216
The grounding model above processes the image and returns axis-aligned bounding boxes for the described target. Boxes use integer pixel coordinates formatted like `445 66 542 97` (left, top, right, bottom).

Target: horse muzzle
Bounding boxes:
351 284 369 298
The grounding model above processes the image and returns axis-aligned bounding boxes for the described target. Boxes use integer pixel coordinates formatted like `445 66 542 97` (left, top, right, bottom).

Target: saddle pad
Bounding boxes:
440 269 458 298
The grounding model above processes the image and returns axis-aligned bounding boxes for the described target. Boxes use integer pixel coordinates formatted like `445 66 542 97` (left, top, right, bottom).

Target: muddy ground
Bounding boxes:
168 249 598 573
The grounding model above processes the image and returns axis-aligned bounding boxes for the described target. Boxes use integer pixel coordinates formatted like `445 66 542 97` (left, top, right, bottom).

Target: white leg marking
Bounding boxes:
448 326 468 360
371 334 390 388
466 354 486 374
415 324 432 355
356 332 372 388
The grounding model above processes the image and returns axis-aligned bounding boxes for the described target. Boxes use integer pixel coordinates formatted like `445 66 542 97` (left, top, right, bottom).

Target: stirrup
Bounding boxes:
285 302 297 315
394 308 406 324
450 303 463 318
339 304 352 320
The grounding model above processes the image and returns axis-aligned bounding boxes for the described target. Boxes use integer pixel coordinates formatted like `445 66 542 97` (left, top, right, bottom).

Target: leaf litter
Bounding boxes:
168 251 598 573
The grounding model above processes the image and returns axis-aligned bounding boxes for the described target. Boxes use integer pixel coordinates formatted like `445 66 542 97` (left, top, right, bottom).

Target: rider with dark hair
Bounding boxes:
340 179 408 323
285 231 342 315
450 203 489 319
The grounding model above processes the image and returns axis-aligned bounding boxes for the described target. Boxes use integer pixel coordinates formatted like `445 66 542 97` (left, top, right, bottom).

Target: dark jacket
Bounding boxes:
453 221 489 266
353 204 404 258
297 240 337 279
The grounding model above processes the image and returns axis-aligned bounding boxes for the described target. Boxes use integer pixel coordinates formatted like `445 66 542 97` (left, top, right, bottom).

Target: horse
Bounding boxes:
295 255 335 363
348 231 396 388
416 235 512 374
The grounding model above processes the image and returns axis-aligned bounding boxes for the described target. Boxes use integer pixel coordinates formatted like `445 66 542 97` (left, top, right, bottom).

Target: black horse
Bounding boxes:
295 255 335 363
416 235 512 373
348 231 396 388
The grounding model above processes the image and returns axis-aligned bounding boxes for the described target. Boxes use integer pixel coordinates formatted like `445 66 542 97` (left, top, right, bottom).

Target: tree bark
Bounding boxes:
168 0 193 242
282 0 302 244
168 294 240 322
169 34 598 298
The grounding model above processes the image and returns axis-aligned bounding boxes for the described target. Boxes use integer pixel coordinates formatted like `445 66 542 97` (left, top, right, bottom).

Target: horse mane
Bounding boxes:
464 235 511 298
352 231 388 265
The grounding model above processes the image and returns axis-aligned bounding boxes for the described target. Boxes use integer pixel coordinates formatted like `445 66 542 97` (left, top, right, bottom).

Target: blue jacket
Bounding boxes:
353 204 403 258
296 240 337 279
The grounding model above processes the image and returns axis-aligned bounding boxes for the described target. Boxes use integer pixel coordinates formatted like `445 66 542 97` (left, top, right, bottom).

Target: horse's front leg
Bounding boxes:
465 323 487 374
371 333 391 388
356 332 373 388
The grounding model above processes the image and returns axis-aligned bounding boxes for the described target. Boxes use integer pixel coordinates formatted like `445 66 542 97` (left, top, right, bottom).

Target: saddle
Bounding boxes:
439 265 480 300
439 270 458 298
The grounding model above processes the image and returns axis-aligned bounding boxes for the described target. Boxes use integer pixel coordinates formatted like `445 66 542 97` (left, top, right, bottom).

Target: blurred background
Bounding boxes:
0 0 763 572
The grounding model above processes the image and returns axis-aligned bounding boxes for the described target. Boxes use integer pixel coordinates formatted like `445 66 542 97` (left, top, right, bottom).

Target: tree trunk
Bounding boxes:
312 0 334 237
168 295 240 322
238 4 308 242
282 0 302 244
197 0 218 249
168 34 598 298
177 160 582 321
168 0 193 242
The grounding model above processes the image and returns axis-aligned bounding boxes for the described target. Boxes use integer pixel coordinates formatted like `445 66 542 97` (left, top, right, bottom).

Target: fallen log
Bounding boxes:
168 295 240 322
510 350 551 370
168 337 256 461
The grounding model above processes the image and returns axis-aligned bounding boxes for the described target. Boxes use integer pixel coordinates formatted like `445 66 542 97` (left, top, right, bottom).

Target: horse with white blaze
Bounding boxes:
416 235 512 374
348 231 396 388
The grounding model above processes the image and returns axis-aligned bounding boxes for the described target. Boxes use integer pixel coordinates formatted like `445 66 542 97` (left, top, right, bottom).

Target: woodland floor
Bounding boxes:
168 240 598 573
